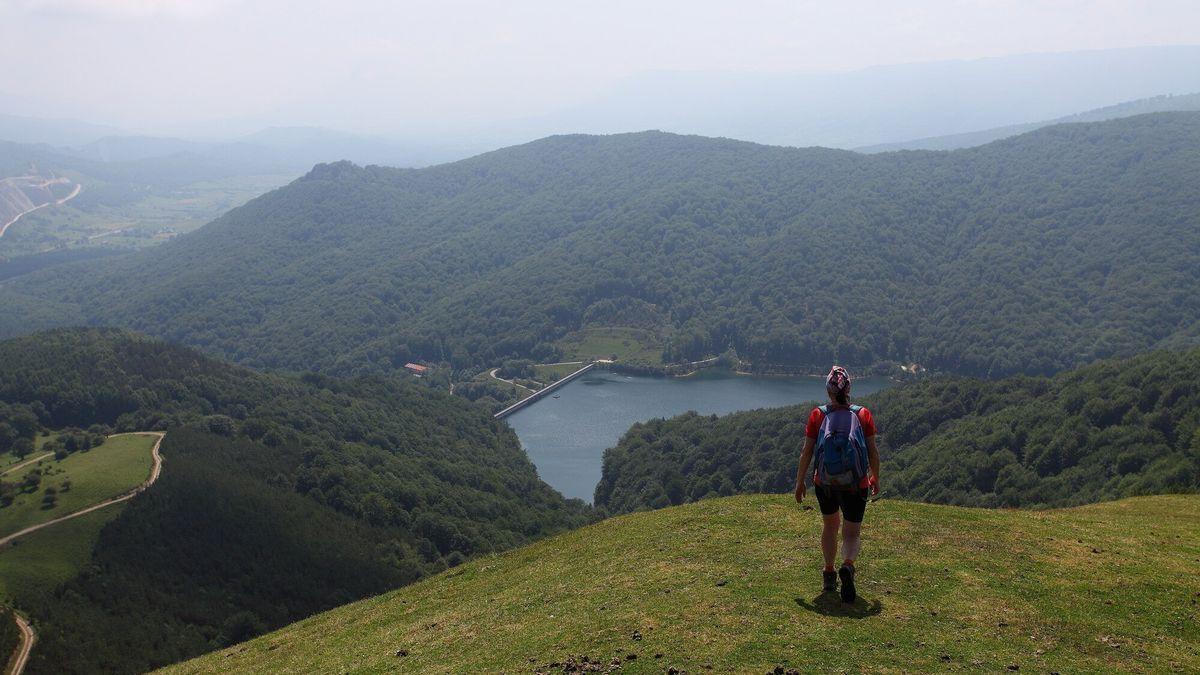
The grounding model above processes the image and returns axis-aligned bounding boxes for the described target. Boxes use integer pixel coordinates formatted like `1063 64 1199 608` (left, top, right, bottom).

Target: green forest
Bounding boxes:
0 328 589 674
595 349 1200 513
2 113 1199 378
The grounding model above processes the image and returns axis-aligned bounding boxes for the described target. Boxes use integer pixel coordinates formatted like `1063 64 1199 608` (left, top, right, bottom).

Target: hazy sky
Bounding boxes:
3 0 1199 136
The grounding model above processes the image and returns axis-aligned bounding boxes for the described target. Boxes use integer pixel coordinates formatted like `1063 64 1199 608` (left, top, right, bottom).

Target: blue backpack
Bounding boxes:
814 404 869 490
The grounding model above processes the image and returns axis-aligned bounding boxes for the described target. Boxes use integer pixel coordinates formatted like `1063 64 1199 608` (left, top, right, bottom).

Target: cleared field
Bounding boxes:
0 433 155 538
532 362 584 381
470 369 528 397
555 327 664 364
166 494 1200 674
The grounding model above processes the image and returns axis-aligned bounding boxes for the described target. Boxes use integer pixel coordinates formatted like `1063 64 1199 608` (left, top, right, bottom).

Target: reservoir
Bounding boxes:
506 368 890 502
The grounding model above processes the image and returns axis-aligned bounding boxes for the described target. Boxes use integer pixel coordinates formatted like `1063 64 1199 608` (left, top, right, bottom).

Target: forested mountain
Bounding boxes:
3 113 1200 378
595 349 1200 514
0 328 589 674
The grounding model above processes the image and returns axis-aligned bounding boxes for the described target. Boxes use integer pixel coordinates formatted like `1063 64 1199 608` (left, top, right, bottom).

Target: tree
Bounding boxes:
11 437 33 460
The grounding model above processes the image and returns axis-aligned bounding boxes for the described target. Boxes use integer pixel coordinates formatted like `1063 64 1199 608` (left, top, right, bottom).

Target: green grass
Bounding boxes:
0 435 54 472
165 494 1200 674
471 369 529 398
0 506 124 605
0 433 155 537
532 362 587 382
0 453 23 472
555 327 664 364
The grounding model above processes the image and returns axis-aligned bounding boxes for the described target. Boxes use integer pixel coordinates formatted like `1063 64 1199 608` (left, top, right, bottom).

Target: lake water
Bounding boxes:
506 368 890 502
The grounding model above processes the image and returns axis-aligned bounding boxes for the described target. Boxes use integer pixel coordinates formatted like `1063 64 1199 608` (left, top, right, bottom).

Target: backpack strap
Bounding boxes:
818 404 829 415
849 404 862 413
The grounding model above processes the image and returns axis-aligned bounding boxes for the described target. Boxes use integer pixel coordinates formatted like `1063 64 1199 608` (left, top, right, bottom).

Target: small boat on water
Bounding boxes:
552 395 561 399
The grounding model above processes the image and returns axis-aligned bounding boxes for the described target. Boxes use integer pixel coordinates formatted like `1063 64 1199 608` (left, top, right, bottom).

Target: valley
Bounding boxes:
0 165 293 260
0 103 1197 675
508 368 890 501
0 328 590 674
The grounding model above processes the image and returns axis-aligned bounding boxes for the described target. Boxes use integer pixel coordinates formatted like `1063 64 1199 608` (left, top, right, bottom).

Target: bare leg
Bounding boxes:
821 513 840 569
841 519 862 565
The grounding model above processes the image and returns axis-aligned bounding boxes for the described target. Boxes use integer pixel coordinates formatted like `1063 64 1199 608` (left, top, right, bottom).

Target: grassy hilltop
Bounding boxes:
168 494 1199 674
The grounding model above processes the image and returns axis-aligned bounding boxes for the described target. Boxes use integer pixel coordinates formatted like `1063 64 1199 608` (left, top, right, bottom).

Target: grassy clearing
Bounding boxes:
0 454 21 473
555 327 664 364
167 494 1200 674
0 506 123 605
532 362 585 382
0 433 154 537
472 369 530 397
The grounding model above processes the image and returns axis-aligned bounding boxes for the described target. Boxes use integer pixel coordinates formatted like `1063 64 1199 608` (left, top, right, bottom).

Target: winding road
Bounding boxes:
1 432 164 675
0 176 82 238
489 368 535 392
4 612 32 675
0 455 52 479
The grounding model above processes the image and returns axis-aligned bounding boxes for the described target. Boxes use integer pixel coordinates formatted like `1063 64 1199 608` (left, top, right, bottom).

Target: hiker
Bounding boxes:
794 366 880 602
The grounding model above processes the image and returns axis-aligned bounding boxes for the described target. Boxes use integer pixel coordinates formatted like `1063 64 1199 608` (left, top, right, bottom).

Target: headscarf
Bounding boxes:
826 365 851 403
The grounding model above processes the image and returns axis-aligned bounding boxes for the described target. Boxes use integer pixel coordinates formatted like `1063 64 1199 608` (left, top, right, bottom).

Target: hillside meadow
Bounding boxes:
167 494 1199 674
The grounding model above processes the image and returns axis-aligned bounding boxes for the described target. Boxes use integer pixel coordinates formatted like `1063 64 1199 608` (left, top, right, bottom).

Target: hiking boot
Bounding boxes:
823 570 838 593
839 564 856 603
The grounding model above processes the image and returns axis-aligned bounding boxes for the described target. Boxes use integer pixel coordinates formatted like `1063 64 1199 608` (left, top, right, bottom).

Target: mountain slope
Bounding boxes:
596 348 1200 513
4 113 1200 377
857 91 1200 152
165 494 1200 674
0 328 588 674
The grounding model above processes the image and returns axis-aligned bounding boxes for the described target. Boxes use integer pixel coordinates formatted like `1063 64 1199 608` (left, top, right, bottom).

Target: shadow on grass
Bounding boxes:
795 593 883 619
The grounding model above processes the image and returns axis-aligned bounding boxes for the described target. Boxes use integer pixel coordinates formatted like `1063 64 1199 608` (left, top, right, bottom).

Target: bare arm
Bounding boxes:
794 436 815 502
867 435 880 494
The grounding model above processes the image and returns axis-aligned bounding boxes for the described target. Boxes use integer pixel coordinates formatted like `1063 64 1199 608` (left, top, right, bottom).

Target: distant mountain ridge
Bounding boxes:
2 113 1200 379
0 112 122 147
63 126 467 171
858 92 1200 152
500 45 1200 148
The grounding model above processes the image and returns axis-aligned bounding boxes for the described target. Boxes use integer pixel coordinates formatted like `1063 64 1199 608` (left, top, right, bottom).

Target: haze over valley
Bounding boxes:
0 2 1198 673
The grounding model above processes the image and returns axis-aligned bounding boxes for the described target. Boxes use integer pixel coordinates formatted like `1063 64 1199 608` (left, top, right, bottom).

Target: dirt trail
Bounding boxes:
489 368 535 392
0 203 48 238
5 612 33 675
1 432 164 674
0 454 52 478
56 183 82 205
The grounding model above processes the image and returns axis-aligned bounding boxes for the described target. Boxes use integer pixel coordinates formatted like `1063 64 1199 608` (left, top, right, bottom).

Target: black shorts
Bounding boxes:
815 486 868 523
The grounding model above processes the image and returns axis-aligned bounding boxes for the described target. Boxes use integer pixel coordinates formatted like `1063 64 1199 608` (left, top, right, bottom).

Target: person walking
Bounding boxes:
794 366 880 602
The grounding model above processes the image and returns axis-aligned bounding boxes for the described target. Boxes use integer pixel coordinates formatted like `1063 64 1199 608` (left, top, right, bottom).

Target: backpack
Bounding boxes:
814 404 869 490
